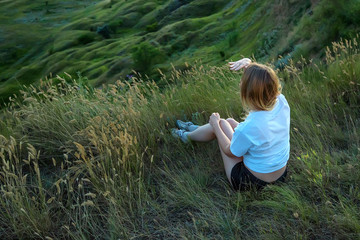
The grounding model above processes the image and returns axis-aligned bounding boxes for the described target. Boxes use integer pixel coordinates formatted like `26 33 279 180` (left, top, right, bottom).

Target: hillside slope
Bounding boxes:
2 0 359 103
0 36 359 239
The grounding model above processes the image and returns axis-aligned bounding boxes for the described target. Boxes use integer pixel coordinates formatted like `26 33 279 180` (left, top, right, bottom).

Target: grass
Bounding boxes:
0 36 359 239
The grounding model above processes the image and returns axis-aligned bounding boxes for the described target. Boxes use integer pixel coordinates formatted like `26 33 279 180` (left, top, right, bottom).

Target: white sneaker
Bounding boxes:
171 128 189 143
176 120 198 132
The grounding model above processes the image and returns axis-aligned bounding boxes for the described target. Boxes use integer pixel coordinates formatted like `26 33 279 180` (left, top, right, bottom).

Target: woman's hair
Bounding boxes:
240 63 281 111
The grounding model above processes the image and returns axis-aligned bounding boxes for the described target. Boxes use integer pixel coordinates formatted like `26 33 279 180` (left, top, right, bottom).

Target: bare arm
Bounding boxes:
228 58 251 71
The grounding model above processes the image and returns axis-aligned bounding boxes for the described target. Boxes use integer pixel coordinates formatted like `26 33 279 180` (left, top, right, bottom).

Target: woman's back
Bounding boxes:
231 94 290 173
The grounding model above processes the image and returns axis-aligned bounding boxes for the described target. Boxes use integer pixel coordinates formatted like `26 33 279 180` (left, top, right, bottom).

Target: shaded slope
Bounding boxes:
1 0 312 102
1 0 359 104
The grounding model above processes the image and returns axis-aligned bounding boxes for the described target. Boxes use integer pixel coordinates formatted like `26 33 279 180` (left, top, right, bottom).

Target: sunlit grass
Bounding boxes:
0 37 359 239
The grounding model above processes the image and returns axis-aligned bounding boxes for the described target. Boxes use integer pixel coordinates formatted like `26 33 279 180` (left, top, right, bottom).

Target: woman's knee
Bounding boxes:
226 118 238 129
225 118 233 123
219 119 234 140
220 119 231 128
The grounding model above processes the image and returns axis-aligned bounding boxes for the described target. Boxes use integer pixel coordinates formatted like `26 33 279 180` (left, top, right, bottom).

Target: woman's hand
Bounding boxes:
228 58 251 71
209 112 221 127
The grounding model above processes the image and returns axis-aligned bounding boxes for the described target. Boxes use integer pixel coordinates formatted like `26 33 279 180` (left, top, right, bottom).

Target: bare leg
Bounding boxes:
219 146 243 182
186 123 215 142
186 118 239 142
187 119 243 183
218 119 243 182
226 118 239 130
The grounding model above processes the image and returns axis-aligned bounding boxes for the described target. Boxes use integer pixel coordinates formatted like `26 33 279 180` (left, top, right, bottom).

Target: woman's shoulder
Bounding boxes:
235 115 261 134
278 94 290 113
279 94 289 104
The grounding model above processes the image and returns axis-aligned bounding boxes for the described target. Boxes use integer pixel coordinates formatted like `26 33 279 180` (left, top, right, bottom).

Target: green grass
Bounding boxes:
0 36 359 239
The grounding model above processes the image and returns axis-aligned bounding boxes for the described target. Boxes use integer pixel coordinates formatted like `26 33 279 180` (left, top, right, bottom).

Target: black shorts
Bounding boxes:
230 161 287 191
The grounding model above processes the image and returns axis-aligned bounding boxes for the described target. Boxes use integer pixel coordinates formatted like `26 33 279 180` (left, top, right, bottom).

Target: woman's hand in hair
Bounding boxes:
209 112 221 127
228 58 251 71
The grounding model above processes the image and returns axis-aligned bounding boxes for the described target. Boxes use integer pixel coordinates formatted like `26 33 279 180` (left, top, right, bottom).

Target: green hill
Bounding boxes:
1 0 359 102
0 0 360 239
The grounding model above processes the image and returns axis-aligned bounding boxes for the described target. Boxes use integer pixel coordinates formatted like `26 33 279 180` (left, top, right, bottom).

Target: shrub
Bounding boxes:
219 50 225 59
47 46 54 55
77 33 95 45
131 42 165 73
146 22 158 32
96 25 111 39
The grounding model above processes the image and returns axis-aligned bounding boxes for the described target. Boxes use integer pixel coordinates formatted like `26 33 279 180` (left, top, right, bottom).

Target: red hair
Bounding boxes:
240 63 281 111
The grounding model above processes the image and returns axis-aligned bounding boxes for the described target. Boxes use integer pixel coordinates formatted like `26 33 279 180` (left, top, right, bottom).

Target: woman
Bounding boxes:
172 58 290 191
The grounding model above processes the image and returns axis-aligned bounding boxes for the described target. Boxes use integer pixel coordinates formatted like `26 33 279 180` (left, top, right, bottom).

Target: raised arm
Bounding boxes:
228 58 251 71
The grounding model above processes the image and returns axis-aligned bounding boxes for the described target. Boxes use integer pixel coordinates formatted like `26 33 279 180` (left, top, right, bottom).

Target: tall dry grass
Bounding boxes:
0 36 359 239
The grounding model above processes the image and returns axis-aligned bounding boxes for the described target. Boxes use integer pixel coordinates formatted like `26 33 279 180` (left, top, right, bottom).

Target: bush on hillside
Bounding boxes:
96 25 111 39
131 42 165 74
146 22 158 32
77 33 96 45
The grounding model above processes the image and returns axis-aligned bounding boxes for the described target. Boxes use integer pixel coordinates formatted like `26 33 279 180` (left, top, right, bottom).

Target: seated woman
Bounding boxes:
172 58 290 191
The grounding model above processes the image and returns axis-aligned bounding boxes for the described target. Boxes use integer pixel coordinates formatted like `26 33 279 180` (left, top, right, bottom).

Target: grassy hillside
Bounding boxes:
2 0 360 103
0 35 359 239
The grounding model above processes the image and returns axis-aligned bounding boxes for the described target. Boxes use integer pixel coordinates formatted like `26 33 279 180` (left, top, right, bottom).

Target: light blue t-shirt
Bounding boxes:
230 94 290 173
